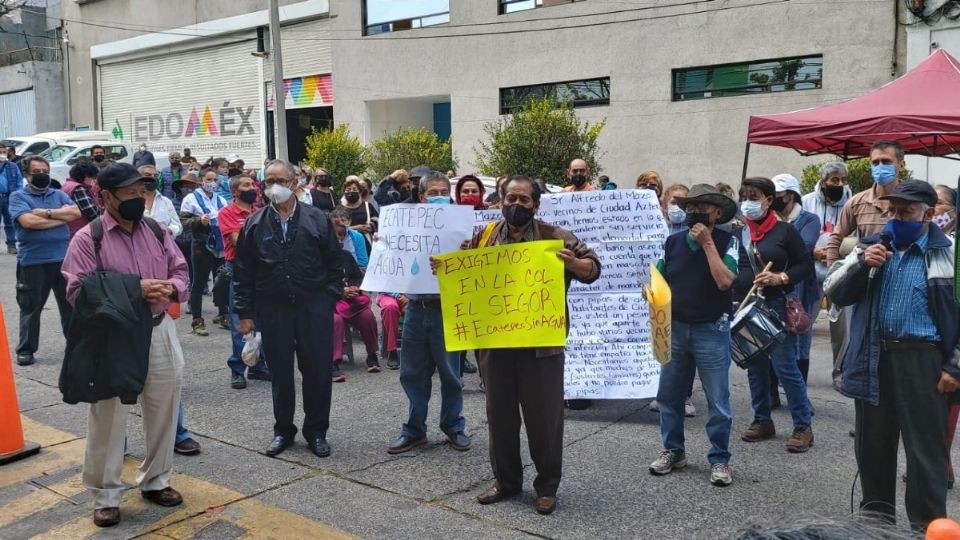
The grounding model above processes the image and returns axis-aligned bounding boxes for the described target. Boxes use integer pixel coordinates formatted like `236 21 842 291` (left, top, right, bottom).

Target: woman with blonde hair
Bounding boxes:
636 171 664 199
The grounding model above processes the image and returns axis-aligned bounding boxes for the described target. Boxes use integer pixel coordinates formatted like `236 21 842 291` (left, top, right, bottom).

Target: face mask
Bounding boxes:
0 155 7 163
571 175 587 187
871 163 897 185
265 183 293 204
316 175 332 187
502 204 535 227
144 180 158 192
666 204 686 224
345 192 361 204
427 195 450 205
139 146 146 152
238 189 258 204
770 196 788 213
30 173 51 190
822 184 844 202
117 196 146 222
93 155 105 162
741 200 765 220
298 177 307 188
887 219 925 249
202 181 217 194
685 212 712 229
170 160 180 168
934 211 953 231
217 173 229 184
459 193 482 207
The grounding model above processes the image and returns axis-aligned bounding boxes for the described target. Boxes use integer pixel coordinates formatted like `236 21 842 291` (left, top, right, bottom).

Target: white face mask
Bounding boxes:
666 204 686 224
265 183 293 204
934 211 954 231
0 154 7 163
740 200 765 220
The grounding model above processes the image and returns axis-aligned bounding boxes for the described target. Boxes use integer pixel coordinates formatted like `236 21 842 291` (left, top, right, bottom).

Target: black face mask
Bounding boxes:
316 175 332 187
770 197 788 213
822 184 844 202
238 189 258 204
93 155 105 162
144 180 158 192
345 192 361 204
502 204 535 227
117 196 146 222
571 175 587 187
170 160 181 168
30 173 51 190
685 212 712 229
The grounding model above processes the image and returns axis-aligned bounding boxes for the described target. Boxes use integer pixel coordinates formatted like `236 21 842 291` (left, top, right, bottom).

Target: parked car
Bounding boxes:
1 131 115 158
41 141 170 182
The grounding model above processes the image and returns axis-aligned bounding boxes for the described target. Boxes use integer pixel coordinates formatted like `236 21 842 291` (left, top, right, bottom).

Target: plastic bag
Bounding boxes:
241 332 262 367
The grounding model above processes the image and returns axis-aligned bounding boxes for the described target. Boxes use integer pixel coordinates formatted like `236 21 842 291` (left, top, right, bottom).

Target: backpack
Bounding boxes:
90 216 165 270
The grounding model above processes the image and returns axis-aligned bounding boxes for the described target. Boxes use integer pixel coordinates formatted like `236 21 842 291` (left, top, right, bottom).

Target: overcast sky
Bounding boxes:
366 0 449 25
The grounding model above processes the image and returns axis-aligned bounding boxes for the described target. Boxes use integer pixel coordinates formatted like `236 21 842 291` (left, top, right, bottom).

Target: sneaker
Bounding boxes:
231 373 247 389
213 314 229 330
684 398 697 417
710 463 733 487
332 365 346 383
462 357 478 374
191 318 209 336
649 449 687 476
7 245 16 255
786 425 814 453
366 355 381 373
386 351 400 370
648 399 660 412
741 420 776 442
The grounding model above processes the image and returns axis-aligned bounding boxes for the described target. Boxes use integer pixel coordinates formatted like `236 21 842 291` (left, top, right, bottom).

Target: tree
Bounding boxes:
366 127 456 180
800 157 912 195
303 124 368 193
474 96 606 185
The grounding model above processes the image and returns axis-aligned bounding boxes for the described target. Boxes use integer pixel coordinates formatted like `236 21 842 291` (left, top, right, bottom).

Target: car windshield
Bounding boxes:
41 145 76 161
0 139 23 148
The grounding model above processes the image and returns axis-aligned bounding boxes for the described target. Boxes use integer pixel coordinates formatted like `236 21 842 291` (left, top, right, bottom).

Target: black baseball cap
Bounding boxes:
98 162 150 190
879 180 937 207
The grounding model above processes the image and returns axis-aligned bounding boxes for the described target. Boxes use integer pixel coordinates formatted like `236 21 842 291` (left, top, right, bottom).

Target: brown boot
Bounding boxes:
741 420 776 442
477 484 520 505
786 426 814 453
93 507 120 527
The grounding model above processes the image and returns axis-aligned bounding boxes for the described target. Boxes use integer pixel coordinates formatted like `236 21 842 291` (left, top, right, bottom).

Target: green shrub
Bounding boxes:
367 127 456 180
304 124 369 192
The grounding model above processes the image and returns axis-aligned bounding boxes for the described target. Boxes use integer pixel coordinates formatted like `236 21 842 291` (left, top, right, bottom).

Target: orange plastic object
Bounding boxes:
0 304 40 465
927 518 960 540
167 302 181 320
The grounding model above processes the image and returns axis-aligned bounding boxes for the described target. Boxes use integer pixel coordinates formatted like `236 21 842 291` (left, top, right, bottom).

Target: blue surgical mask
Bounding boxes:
886 219 925 249
666 204 686 224
218 173 229 185
427 195 450 205
740 200 765 220
871 163 897 185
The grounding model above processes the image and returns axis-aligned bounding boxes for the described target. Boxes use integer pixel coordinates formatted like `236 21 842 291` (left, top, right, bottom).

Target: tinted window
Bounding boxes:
673 55 823 101
41 145 76 161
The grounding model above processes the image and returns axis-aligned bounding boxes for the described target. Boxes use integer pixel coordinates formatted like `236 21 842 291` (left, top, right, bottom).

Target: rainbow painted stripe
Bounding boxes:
184 105 220 137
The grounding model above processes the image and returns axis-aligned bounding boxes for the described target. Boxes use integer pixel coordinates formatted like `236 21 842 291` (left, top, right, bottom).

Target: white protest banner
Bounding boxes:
362 203 474 295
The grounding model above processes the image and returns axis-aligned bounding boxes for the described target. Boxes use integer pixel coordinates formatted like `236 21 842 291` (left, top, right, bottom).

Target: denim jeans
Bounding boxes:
176 400 192 444
0 194 14 247
657 315 733 464
747 297 812 427
399 302 465 439
226 262 268 377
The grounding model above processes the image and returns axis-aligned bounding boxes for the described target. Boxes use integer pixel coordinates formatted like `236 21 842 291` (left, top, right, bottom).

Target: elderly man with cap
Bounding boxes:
826 180 960 530
648 184 739 487
61 162 190 527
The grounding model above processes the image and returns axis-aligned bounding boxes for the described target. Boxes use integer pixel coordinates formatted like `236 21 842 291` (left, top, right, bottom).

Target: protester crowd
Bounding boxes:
4 139 960 532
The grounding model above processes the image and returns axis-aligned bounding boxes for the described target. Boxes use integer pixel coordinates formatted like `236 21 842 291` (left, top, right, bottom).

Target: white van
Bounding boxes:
1 131 116 158
41 141 170 182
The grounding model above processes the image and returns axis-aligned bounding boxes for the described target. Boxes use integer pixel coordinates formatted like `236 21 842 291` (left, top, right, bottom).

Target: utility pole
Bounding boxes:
269 0 288 160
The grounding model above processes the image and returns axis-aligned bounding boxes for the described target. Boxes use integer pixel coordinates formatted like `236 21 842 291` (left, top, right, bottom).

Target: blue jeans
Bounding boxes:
176 401 192 444
747 297 812 427
399 302 465 439
226 262 268 377
0 194 13 247
658 315 733 464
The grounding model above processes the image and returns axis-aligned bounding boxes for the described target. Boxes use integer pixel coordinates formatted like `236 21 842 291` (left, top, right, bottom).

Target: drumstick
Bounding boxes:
735 262 774 316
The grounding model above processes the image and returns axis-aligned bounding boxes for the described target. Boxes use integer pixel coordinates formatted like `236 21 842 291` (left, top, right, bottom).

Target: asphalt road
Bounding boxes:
2 250 957 539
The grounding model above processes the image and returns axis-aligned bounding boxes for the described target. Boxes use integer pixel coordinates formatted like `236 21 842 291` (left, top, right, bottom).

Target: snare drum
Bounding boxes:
730 300 785 369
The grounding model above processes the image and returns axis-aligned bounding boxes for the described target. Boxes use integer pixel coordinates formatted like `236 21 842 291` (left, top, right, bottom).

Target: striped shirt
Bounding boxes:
877 230 939 342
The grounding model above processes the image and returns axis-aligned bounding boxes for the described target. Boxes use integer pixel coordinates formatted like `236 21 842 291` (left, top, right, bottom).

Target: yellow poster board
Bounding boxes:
436 240 567 351
645 264 672 365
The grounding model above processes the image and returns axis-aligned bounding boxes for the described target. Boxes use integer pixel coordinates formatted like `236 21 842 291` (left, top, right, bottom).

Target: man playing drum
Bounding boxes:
648 184 739 487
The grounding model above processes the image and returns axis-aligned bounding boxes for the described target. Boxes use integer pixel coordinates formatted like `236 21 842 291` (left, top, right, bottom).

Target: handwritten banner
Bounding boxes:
645 264 672 365
437 240 566 351
362 204 474 295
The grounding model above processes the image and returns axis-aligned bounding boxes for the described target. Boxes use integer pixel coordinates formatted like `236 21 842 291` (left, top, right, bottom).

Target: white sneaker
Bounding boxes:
710 463 732 487
684 398 697 417
648 399 660 412
649 449 686 476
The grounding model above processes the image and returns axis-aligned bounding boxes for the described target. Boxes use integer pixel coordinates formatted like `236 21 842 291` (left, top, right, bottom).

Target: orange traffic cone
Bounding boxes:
0 303 40 465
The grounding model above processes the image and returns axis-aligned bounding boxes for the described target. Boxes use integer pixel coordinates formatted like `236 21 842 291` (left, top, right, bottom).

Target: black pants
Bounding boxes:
16 262 72 355
855 346 949 530
259 296 334 439
189 246 226 319
479 350 564 497
177 238 193 286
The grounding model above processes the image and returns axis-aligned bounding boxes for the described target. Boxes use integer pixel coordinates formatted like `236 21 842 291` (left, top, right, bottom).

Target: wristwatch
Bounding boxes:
45 209 52 219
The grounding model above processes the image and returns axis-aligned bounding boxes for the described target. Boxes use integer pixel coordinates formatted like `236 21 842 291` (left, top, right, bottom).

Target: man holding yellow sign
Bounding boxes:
436 175 600 516
647 184 739 488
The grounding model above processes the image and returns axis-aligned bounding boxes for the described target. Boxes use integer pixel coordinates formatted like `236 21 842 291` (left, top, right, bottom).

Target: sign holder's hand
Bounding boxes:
557 248 593 280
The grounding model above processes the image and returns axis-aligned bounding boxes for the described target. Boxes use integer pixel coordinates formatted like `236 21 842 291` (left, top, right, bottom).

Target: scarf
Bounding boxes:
746 211 778 242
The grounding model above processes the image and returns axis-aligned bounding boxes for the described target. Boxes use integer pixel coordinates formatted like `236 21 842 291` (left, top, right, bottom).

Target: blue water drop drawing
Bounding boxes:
410 258 420 275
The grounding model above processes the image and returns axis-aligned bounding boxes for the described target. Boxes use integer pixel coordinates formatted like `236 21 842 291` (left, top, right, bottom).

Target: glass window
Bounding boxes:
40 145 76 162
672 55 823 101
500 78 610 115
363 0 450 35
25 142 50 155
500 0 586 14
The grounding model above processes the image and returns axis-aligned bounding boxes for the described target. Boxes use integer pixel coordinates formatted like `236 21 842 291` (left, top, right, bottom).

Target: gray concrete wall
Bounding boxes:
0 61 66 133
331 0 901 187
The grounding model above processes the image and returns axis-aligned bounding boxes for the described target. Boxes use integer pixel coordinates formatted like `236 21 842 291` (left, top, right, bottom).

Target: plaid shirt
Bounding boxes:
877 230 939 341
70 185 101 221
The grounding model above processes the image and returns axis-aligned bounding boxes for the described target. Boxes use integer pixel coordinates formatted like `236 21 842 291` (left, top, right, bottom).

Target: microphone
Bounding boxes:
868 231 894 280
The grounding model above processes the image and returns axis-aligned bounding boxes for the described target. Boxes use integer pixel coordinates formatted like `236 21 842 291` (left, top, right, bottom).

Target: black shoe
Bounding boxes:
565 399 592 410
462 357 478 374
264 435 293 457
247 370 271 381
307 435 331 458
231 373 247 389
386 351 400 370
16 353 34 366
387 434 428 454
445 431 472 451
